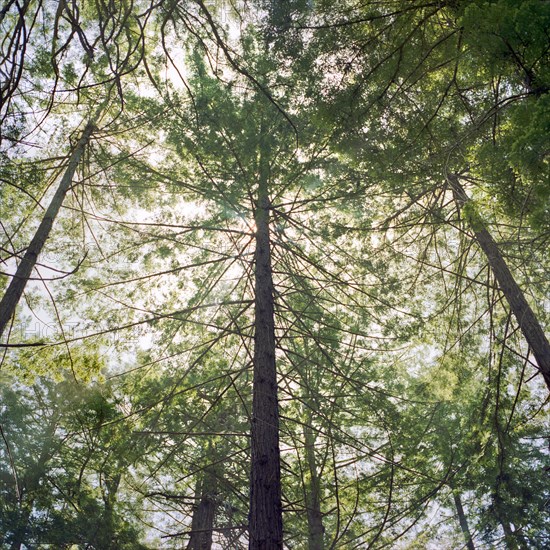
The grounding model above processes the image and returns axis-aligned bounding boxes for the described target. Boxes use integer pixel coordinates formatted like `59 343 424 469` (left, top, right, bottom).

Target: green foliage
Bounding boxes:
461 0 550 91
0 374 149 549
473 94 550 228
1 1 548 547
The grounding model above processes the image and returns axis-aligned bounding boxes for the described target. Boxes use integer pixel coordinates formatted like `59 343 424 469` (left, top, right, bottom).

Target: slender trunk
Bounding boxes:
494 506 525 550
249 133 283 549
9 505 32 550
501 521 519 550
452 491 475 550
0 122 95 338
303 414 324 550
9 414 59 549
494 502 528 550
504 525 529 550
101 472 121 550
448 174 550 391
187 471 217 550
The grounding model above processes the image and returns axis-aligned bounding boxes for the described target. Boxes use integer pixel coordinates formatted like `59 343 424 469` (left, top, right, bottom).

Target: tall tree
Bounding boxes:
249 120 283 547
448 173 550 390
0 119 96 338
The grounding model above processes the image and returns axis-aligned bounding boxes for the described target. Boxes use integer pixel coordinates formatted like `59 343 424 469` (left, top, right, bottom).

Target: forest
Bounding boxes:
0 0 549 548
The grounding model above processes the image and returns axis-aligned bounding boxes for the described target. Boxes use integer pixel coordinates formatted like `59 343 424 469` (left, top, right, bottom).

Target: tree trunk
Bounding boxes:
501 520 519 550
500 522 528 550
452 490 475 550
0 122 95 339
8 414 59 549
493 496 528 550
249 133 283 549
9 505 32 550
303 414 324 550
187 471 217 550
448 174 550 391
101 472 121 550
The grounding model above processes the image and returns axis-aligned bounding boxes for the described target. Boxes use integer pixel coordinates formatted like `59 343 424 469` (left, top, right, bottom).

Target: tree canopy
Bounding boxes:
1 1 548 548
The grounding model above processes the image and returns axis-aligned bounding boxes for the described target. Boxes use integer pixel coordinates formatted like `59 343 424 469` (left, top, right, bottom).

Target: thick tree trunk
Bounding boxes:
452 490 475 550
500 522 529 550
448 174 550 391
0 122 95 339
303 415 324 550
249 137 283 549
187 471 217 550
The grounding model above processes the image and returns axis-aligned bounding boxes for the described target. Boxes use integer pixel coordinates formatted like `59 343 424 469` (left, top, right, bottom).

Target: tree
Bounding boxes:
0 120 95 338
448 173 550 390
307 0 550 393
0 0 152 338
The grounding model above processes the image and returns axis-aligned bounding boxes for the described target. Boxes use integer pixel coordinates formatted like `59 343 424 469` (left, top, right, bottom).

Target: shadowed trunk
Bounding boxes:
500 522 529 550
187 470 218 550
501 520 519 550
0 122 95 339
8 414 59 550
249 131 283 549
493 496 527 550
448 174 550 391
452 490 475 550
100 471 122 550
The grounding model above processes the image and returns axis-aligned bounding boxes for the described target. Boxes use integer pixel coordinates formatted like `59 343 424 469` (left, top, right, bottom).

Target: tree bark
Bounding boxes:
448 174 550 391
0 122 95 339
187 471 217 550
249 134 283 549
303 414 324 550
452 490 475 550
